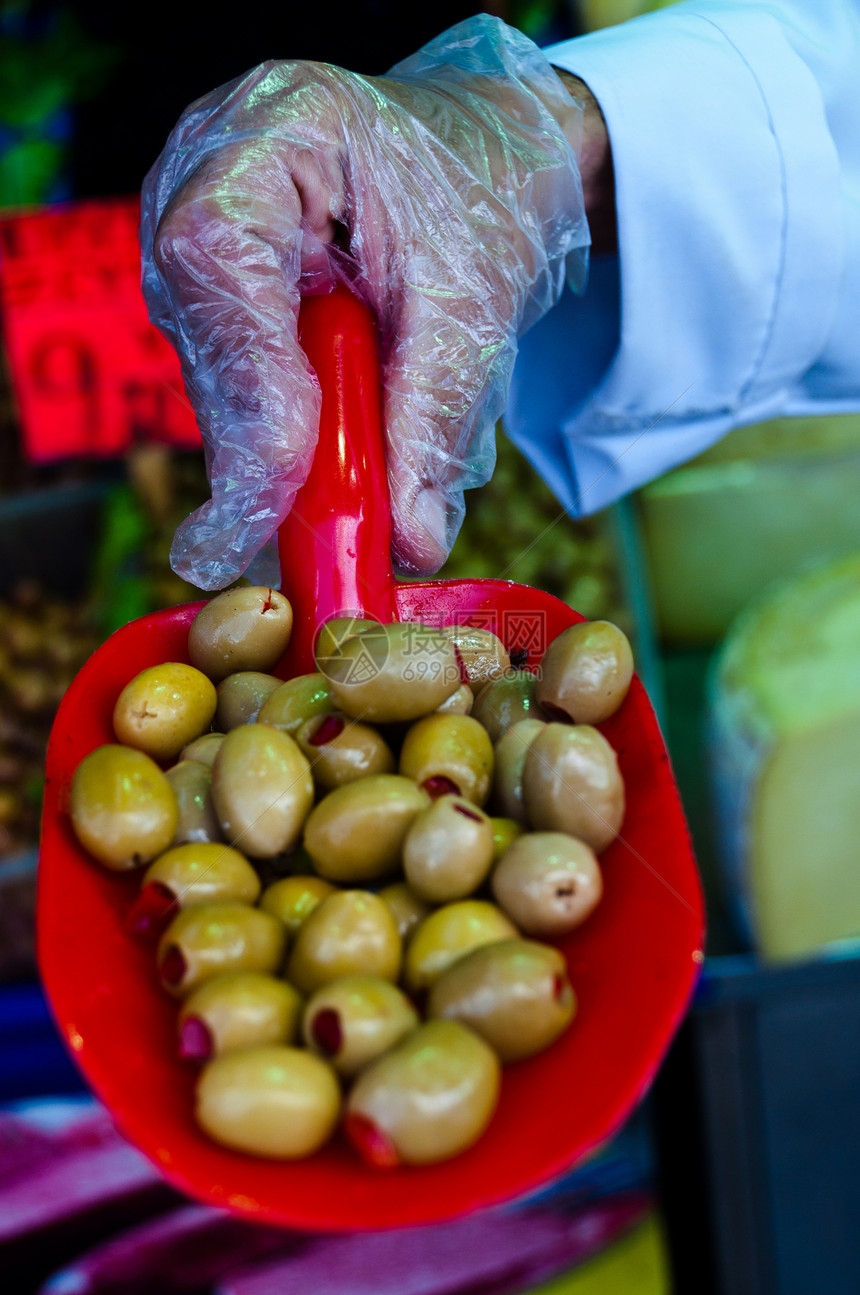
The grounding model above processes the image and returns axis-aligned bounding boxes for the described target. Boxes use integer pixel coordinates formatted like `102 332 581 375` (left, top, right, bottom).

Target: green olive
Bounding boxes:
314 616 380 668
113 663 217 762
427 939 576 1063
165 760 222 846
70 744 178 870
522 724 624 853
491 832 602 936
303 775 429 883
210 724 314 858
257 672 334 736
180 732 225 768
491 719 546 823
196 1045 340 1158
404 900 518 995
215 671 283 730
295 712 395 791
188 587 293 683
141 841 260 909
158 902 287 997
345 1020 500 1167
399 714 494 806
490 817 524 862
536 621 634 724
471 670 547 744
440 625 511 695
320 622 461 722
377 882 432 944
178 971 302 1060
435 684 474 715
403 797 494 903
259 874 336 937
302 975 419 1077
286 890 402 996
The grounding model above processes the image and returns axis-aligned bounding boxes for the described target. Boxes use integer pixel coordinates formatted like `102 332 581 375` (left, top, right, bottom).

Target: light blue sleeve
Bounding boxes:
506 0 859 516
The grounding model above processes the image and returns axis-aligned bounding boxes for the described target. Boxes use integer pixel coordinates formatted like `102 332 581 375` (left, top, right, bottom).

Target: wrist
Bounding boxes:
553 68 617 255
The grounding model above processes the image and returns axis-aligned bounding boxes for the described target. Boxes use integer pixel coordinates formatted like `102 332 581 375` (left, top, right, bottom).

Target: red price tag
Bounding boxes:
0 197 201 462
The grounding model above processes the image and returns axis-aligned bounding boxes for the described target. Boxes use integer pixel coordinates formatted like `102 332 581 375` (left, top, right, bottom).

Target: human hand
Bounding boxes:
141 15 591 590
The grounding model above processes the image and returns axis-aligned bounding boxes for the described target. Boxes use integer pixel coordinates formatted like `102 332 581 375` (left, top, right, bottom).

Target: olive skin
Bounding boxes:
215 671 283 730
440 625 511 695
165 760 222 845
490 817 523 862
188 586 293 683
296 712 395 792
403 796 495 904
435 684 474 716
345 1020 500 1167
259 875 336 937
522 724 624 853
179 971 302 1060
536 620 634 725
399 714 494 806
303 775 429 884
113 663 217 763
286 890 402 996
427 939 576 1063
211 724 314 858
141 841 261 909
471 671 546 744
314 616 380 669
491 719 546 823
320 622 461 723
180 732 225 768
377 882 432 944
158 902 287 997
196 1045 340 1158
404 900 519 995
257 673 334 736
491 832 603 936
70 744 178 870
302 975 419 1077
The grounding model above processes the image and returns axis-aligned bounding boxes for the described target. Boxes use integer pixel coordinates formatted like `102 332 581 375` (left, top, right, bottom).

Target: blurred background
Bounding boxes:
2 1 860 1292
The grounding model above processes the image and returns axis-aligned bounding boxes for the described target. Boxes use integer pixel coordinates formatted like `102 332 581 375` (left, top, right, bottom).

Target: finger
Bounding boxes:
143 141 335 588
380 266 515 575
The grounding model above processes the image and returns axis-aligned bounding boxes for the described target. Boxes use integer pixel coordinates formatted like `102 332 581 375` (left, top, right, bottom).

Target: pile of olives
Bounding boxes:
68 587 633 1169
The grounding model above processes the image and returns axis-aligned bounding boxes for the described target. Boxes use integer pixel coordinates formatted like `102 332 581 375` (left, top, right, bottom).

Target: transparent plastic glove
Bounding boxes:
140 14 589 590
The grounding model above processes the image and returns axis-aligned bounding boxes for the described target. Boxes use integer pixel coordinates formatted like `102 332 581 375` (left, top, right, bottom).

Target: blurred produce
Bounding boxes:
439 426 629 634
707 551 860 962
578 0 677 32
0 578 98 861
638 413 860 645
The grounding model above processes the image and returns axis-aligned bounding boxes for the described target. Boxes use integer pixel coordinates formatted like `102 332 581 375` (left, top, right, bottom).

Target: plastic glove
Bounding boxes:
140 14 589 590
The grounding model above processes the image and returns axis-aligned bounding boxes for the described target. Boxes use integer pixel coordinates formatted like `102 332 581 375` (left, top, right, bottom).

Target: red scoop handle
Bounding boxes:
278 286 398 672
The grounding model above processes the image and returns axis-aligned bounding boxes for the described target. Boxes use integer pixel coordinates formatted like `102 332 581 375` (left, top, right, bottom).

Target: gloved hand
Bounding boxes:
140 14 590 590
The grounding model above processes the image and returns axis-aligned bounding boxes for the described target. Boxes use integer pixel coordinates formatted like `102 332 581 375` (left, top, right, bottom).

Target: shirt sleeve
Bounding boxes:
505 0 857 517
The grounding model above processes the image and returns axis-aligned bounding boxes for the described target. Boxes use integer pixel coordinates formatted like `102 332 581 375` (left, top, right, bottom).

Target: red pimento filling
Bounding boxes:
344 1112 400 1169
453 644 470 686
309 714 345 746
553 974 570 1001
160 944 187 989
311 1008 343 1057
179 1015 214 1062
453 803 482 823
422 775 460 800
126 881 178 940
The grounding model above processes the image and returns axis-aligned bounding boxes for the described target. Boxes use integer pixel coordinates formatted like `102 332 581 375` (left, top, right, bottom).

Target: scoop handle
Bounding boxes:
277 285 398 671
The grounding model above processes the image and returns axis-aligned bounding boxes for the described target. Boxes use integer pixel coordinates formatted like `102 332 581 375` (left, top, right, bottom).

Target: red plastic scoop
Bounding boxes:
38 284 704 1232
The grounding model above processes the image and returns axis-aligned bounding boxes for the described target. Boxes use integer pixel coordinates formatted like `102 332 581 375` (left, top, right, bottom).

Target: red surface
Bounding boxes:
39 285 704 1231
0 198 201 461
